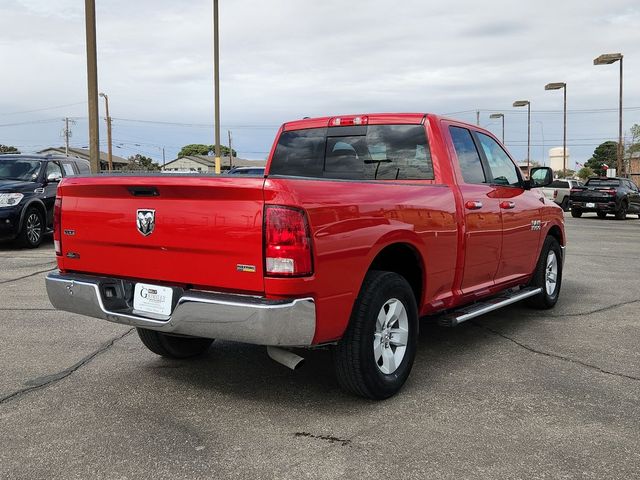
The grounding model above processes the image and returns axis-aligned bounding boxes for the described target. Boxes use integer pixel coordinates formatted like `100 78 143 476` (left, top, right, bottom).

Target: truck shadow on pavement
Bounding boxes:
137 302 550 408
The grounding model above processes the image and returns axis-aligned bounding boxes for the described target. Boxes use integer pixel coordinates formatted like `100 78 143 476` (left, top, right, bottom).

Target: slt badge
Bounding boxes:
136 209 155 236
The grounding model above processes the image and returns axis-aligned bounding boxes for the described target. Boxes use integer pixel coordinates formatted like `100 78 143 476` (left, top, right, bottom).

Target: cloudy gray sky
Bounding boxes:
0 0 639 166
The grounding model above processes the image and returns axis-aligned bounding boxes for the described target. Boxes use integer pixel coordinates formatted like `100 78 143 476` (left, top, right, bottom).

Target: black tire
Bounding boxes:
526 236 563 309
596 211 607 219
560 197 570 212
334 271 418 400
17 207 44 248
570 208 582 218
615 202 628 220
136 328 213 359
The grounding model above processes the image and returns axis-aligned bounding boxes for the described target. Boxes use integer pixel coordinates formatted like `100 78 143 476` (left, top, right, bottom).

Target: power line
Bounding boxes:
0 101 86 117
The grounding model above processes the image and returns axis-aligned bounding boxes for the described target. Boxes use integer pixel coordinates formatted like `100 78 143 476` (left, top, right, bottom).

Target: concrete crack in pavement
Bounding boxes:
518 299 640 318
471 322 640 382
0 307 57 311
0 267 56 285
0 328 134 405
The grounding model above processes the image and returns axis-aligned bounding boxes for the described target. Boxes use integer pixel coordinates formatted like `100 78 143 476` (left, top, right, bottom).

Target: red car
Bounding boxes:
46 113 565 399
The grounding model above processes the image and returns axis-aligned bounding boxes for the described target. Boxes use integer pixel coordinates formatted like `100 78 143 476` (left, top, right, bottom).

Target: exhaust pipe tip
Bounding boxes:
267 346 305 371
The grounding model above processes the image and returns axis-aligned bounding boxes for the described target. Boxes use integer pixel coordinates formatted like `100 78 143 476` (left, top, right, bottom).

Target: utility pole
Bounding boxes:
162 147 166 167
228 130 233 168
99 93 113 171
62 117 75 156
84 0 100 173
213 0 221 174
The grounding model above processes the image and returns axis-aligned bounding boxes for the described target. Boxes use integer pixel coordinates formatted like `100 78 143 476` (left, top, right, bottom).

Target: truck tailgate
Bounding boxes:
57 175 266 293
571 188 613 203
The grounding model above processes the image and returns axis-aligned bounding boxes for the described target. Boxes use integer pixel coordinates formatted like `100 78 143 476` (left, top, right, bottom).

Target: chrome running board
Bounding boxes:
438 287 542 327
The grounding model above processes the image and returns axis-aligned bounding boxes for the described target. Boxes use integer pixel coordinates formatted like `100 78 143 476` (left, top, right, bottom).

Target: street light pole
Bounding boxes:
213 0 221 174
84 0 100 173
544 82 567 176
594 53 624 175
489 113 504 143
513 100 531 177
99 93 113 171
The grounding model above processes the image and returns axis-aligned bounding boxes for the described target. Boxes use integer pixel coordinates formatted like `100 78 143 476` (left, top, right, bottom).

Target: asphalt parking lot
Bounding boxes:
1 213 639 480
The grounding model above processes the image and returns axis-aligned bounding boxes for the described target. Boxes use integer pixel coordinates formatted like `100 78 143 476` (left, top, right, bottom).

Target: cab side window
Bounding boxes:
449 126 486 184
61 162 77 176
476 133 521 187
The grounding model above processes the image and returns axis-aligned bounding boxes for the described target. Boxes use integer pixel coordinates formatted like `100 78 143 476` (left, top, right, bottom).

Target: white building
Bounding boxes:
549 147 570 172
161 155 265 173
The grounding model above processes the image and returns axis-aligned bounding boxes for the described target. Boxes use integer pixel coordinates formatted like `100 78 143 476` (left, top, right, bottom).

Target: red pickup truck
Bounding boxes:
46 113 565 399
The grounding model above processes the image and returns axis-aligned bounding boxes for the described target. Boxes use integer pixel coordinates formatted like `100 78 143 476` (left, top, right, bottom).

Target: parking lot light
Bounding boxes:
513 100 531 177
489 113 505 143
594 53 623 176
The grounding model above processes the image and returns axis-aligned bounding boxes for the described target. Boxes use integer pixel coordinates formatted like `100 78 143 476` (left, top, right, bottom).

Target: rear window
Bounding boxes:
270 125 434 181
75 161 91 175
586 179 620 187
550 180 569 189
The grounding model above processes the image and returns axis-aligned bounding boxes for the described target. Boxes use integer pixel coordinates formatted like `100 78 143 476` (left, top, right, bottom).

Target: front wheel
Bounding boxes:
526 236 563 309
570 208 582 218
136 328 213 359
334 271 418 400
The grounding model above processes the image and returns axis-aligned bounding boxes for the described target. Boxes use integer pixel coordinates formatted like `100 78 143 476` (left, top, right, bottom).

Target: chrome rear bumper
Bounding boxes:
45 272 316 347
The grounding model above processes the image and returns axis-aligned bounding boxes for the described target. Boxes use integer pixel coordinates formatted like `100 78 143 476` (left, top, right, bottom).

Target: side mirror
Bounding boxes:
529 167 553 188
47 172 62 183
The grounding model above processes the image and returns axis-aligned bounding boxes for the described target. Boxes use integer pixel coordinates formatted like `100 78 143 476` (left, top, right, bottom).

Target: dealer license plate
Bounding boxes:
133 283 174 316
586 202 595 208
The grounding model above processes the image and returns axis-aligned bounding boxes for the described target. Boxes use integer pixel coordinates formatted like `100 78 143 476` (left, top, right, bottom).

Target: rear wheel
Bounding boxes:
615 202 628 220
17 207 44 248
596 211 607 219
334 271 418 400
570 208 582 218
136 328 213 359
526 236 562 309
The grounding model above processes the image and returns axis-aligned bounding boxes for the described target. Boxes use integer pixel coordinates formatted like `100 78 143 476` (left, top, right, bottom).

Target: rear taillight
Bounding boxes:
53 197 62 256
264 205 313 277
553 190 558 199
570 188 580 194
603 189 617 195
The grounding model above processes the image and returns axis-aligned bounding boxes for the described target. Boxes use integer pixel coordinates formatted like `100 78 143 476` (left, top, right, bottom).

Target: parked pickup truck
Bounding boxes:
570 177 640 219
540 178 583 211
46 113 565 399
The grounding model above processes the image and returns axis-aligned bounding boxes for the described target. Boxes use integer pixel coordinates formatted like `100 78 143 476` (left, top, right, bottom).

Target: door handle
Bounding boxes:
500 201 516 209
465 201 483 210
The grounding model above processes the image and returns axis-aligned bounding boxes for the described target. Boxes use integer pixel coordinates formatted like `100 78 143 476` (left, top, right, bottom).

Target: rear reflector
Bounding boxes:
53 197 62 256
264 205 313 277
329 115 368 127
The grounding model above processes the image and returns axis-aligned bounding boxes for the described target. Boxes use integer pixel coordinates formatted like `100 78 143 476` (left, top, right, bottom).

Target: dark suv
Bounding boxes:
0 154 91 247
570 177 640 219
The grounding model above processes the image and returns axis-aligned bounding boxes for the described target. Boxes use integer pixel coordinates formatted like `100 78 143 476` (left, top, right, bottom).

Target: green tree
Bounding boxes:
553 169 575 178
178 144 236 158
584 141 617 176
627 124 640 156
577 166 594 181
0 145 20 154
126 154 160 171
